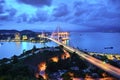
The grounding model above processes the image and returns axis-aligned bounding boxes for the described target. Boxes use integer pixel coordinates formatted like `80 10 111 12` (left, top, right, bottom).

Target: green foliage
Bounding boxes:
101 55 108 61
0 60 35 80
11 55 19 64
0 64 12 76
46 61 59 72
0 75 12 80
0 58 10 64
62 72 73 80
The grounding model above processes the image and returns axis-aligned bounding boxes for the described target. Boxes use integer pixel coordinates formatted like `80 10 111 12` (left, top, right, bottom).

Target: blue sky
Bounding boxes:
0 0 120 31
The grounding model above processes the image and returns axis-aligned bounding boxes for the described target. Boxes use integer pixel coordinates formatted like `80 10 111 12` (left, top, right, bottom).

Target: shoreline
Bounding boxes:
0 46 119 79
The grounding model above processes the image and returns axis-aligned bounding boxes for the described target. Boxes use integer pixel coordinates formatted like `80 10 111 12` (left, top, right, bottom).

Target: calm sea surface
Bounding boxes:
70 32 120 54
0 42 57 59
0 32 120 59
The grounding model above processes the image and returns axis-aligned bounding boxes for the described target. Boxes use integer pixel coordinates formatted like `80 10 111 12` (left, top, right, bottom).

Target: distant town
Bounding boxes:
0 30 50 42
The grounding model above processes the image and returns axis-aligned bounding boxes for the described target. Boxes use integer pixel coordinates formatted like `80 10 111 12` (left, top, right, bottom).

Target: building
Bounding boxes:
22 35 28 41
14 33 21 42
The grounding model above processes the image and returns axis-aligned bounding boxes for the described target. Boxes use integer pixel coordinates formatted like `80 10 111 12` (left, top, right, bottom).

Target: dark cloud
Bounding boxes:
109 0 120 5
0 5 3 13
8 8 17 16
15 10 48 23
36 13 47 21
0 4 9 20
17 14 28 22
33 10 48 22
108 0 120 9
18 0 52 7
0 8 16 21
0 15 8 20
73 1 100 16
16 14 35 23
0 0 4 3
0 0 120 31
53 3 69 17
71 1 120 28
0 0 4 13
0 0 16 21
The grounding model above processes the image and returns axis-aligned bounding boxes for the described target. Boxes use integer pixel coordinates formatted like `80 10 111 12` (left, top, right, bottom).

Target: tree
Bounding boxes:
32 45 37 54
11 55 19 63
62 72 74 80
0 58 10 64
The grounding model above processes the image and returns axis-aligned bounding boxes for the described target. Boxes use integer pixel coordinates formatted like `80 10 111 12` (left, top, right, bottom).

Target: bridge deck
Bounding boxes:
45 37 120 79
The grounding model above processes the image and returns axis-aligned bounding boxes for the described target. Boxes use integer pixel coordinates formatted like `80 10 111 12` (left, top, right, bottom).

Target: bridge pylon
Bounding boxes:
51 26 70 45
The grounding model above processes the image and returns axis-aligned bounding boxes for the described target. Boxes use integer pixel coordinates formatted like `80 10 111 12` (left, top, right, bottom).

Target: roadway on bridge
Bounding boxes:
46 37 120 79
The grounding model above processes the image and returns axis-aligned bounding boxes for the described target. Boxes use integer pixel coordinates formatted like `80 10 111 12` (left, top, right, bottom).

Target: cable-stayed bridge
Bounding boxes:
41 27 120 79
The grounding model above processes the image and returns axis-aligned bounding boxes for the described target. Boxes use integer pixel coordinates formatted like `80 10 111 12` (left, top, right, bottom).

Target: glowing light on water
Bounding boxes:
22 42 27 50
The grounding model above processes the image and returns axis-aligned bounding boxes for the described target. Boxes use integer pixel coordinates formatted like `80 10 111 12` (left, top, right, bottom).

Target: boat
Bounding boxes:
0 43 3 45
104 47 113 49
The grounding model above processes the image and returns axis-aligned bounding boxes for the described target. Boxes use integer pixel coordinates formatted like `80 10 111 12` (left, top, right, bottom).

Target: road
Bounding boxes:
46 37 120 79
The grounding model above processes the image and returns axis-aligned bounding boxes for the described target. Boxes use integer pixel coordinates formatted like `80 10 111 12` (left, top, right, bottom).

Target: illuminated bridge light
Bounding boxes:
51 31 69 45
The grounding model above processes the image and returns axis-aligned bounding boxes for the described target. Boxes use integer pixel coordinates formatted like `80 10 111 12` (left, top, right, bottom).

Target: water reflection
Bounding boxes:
22 42 27 51
0 32 120 59
0 41 57 59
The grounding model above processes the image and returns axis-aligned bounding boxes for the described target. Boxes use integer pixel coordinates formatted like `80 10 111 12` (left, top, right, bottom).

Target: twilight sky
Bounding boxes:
0 0 120 31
